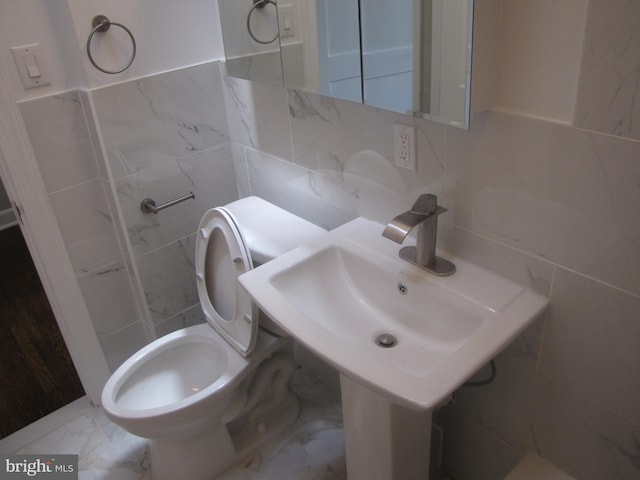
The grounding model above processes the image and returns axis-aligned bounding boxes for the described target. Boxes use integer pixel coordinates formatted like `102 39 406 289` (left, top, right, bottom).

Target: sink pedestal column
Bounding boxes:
340 374 433 480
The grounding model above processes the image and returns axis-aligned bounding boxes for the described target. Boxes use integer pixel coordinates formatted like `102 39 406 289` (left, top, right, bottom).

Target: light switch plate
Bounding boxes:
278 4 295 38
11 43 51 90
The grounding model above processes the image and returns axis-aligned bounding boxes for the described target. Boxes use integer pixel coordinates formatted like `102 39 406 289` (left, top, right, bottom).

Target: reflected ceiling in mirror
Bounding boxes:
219 0 473 129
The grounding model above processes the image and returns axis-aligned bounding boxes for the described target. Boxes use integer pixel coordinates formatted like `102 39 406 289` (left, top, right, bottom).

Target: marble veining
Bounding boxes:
575 0 640 140
288 90 338 123
93 62 230 180
136 234 198 326
445 111 640 297
223 76 293 161
19 91 100 194
286 89 447 211
17 88 150 372
77 256 140 337
244 148 358 230
115 144 238 256
154 304 205 338
48 178 121 273
9 369 345 480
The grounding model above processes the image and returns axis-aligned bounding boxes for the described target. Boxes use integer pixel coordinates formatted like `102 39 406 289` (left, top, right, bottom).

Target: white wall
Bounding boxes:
66 0 224 89
495 0 587 124
0 0 225 100
0 0 83 101
218 0 281 58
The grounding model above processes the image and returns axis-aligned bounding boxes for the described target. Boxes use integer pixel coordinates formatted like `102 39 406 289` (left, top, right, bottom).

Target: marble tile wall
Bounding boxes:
89 61 239 338
18 62 240 371
19 91 144 371
575 0 640 140
222 61 640 480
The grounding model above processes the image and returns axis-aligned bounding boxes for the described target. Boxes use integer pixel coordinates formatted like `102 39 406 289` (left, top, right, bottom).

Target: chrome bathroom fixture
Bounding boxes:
140 192 195 214
86 14 137 74
246 0 279 45
382 193 456 276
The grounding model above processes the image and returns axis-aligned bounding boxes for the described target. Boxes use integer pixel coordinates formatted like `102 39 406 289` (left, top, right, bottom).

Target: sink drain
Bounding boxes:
375 333 398 348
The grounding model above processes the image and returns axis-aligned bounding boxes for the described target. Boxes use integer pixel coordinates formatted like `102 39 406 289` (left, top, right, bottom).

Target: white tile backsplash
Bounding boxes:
231 142 251 198
285 89 450 226
18 88 145 372
99 321 150 372
439 224 555 297
445 111 640 296
287 90 366 173
77 255 140 336
92 62 230 180
539 268 640 425
575 0 640 140
88 61 238 348
48 178 122 271
19 91 100 194
245 147 358 230
223 74 293 161
154 304 205 338
527 377 640 480
115 145 238 256
136 234 198 326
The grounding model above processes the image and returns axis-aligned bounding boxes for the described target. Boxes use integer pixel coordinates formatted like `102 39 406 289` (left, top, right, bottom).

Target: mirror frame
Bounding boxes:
220 0 474 129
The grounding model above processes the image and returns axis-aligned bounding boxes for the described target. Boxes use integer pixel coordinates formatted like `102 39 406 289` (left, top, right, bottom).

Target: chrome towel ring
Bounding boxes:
246 0 279 45
86 15 137 75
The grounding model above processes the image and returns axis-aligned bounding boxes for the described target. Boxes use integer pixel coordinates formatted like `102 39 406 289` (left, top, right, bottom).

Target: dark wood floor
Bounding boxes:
0 225 84 439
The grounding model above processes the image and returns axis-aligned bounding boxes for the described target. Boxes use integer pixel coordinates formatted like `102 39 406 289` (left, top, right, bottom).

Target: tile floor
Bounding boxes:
0 369 346 480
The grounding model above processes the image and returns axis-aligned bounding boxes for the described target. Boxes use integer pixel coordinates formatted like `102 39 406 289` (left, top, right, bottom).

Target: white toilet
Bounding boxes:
101 197 326 480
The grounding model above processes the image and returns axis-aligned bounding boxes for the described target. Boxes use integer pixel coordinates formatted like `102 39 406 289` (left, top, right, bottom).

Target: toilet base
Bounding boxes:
150 422 236 480
150 392 300 480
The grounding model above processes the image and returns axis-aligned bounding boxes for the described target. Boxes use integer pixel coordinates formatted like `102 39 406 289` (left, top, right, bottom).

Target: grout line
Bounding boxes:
450 224 640 299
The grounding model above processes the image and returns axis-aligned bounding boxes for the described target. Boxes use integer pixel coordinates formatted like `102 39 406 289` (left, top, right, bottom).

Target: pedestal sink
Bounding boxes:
239 217 548 479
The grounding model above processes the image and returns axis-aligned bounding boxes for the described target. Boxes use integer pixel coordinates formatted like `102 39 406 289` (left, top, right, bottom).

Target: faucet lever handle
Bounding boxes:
410 194 438 216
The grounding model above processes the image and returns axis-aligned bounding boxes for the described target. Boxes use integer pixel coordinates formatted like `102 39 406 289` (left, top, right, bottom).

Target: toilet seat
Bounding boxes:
195 207 258 357
102 198 326 480
101 324 252 439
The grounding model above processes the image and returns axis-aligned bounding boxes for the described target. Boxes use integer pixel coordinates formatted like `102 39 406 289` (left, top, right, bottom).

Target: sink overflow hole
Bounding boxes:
398 282 407 294
375 333 398 348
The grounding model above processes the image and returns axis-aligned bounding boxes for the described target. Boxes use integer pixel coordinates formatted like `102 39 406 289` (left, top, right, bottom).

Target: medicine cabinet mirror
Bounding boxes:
219 0 473 129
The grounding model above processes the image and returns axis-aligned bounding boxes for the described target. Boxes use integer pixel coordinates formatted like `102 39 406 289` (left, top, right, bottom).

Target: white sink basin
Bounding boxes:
239 217 548 410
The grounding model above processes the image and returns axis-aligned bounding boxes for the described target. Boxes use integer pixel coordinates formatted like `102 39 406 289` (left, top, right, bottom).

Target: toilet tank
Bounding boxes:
224 196 327 265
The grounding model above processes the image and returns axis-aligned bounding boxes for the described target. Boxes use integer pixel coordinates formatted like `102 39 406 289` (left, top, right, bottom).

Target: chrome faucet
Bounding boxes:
382 194 455 276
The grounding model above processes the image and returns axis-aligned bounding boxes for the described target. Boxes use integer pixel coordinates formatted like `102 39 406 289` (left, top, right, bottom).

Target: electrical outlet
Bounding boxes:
393 123 416 171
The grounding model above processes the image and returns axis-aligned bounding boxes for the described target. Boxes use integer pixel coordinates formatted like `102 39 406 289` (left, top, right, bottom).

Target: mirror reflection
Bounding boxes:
219 0 284 86
219 0 473 128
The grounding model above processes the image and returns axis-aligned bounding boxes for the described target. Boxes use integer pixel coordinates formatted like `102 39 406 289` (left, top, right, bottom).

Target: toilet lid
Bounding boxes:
195 207 258 356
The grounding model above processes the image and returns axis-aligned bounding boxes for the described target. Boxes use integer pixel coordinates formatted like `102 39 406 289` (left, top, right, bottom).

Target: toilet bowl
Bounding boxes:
101 197 326 480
